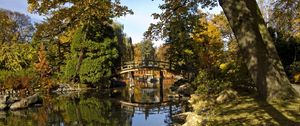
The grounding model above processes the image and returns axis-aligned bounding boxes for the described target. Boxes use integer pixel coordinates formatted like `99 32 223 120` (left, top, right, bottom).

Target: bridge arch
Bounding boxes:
118 60 176 79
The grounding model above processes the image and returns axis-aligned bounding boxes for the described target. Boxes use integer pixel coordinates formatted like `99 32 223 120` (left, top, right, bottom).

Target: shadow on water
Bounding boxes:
0 79 189 126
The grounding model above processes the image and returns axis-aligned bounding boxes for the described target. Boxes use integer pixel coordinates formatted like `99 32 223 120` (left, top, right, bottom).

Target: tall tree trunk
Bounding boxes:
57 41 62 72
73 23 89 83
74 49 84 82
219 0 298 101
76 49 84 72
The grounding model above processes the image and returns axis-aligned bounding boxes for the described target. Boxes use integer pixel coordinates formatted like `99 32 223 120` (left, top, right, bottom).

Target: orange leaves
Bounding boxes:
34 42 54 92
134 43 142 62
34 42 51 78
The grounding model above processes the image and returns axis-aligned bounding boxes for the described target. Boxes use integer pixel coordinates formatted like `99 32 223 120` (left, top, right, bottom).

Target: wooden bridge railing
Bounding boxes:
120 60 173 72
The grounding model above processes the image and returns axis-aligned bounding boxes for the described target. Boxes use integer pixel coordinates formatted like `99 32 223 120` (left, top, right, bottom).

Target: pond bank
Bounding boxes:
0 93 42 110
0 83 94 111
177 90 300 125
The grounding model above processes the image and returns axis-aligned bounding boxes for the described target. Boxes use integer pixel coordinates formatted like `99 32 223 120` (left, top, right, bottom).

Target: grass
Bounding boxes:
190 93 300 126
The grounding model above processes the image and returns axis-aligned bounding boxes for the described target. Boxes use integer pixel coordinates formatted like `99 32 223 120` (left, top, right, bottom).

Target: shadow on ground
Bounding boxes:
207 94 300 126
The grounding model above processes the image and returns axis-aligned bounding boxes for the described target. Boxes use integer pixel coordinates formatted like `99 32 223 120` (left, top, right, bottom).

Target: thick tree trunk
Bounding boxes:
219 0 298 101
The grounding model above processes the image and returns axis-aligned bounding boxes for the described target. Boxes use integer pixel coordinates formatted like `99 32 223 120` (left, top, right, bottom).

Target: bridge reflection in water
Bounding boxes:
116 60 187 124
119 79 189 121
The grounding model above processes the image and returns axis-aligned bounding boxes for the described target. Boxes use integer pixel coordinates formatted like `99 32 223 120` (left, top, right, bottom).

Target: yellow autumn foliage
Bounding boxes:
219 63 229 71
293 73 300 83
59 29 76 44
293 12 300 39
192 15 223 69
192 16 222 47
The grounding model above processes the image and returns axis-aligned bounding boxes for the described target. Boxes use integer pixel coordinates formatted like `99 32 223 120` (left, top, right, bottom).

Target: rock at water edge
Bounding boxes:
10 93 40 110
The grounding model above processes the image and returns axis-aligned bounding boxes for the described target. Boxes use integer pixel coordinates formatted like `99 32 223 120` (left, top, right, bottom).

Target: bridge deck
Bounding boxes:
119 60 173 74
119 68 139 74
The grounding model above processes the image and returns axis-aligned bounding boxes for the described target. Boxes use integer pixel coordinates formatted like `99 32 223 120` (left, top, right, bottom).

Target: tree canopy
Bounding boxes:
0 9 34 43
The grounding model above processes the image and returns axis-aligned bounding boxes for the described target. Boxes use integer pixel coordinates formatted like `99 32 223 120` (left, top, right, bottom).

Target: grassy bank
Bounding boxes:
184 91 300 125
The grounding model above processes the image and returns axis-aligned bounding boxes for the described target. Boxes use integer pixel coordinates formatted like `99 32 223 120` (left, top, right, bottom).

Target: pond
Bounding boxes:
0 79 189 126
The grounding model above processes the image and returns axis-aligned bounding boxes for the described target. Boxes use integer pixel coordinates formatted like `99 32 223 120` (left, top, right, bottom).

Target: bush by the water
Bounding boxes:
0 69 39 90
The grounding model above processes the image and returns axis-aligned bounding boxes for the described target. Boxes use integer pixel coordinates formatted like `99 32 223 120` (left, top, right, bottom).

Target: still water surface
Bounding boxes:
0 79 188 126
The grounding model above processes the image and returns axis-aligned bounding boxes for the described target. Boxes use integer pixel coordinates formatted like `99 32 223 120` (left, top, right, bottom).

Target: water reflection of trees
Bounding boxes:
50 95 133 126
0 92 134 126
0 79 187 126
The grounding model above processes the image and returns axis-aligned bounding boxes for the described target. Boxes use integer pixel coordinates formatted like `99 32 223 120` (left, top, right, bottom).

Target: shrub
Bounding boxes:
288 61 300 83
195 79 232 95
0 69 39 90
193 70 232 95
219 60 255 90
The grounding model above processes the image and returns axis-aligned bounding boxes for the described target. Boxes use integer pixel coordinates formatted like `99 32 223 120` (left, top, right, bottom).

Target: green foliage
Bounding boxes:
193 70 232 95
63 27 119 86
140 39 155 61
145 1 226 79
145 0 201 76
51 94 131 126
79 39 119 84
27 0 132 86
219 59 254 88
63 58 77 81
289 62 300 74
28 0 132 47
113 23 134 64
79 58 104 84
0 43 36 71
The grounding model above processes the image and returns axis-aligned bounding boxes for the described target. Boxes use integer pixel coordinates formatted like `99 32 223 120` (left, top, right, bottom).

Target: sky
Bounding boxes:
0 0 222 47
0 0 44 22
114 0 164 46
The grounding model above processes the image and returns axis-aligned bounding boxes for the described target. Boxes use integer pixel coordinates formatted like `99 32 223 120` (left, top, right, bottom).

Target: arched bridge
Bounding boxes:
119 60 173 74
